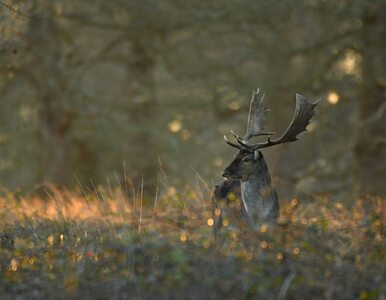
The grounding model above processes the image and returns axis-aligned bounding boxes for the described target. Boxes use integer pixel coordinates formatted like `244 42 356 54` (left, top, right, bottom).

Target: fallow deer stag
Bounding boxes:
213 89 318 231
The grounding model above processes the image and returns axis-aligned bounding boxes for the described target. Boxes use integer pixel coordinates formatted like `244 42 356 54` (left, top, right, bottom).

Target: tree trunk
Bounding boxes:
127 37 159 190
28 1 71 185
354 1 386 196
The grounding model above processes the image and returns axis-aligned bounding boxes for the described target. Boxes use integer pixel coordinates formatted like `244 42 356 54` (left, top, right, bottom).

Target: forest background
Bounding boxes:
1 0 385 200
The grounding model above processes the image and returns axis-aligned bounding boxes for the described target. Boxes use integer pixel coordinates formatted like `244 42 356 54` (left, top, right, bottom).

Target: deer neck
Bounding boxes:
240 157 275 221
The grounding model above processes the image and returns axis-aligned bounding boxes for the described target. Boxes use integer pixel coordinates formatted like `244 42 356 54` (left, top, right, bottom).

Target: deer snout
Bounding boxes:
221 169 231 178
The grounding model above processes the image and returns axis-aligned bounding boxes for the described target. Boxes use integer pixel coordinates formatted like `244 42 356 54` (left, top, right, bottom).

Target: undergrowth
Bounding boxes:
0 184 384 300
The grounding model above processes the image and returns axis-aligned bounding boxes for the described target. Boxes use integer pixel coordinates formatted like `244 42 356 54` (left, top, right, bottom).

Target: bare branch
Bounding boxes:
277 272 296 300
291 28 358 56
60 13 128 31
359 101 386 128
0 1 34 19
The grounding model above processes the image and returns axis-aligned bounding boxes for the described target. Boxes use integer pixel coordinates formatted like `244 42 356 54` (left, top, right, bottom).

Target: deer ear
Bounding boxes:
254 150 260 160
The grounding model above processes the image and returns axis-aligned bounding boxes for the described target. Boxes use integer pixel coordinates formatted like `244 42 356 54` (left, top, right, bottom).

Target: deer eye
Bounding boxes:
242 157 250 163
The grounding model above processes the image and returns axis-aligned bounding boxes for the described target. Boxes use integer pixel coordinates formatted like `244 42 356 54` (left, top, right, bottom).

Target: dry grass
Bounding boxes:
0 183 385 299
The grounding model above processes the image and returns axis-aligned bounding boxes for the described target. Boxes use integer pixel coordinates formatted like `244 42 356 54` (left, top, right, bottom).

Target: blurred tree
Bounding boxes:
0 0 384 198
354 1 386 196
25 0 72 184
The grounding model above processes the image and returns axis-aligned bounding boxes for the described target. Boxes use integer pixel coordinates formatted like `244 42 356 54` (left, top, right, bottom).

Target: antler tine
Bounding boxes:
243 88 270 142
247 94 318 151
230 129 274 149
231 129 276 143
230 130 243 141
223 135 243 150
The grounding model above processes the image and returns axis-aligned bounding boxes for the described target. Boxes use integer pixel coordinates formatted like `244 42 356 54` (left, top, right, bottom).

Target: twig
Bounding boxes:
138 176 144 234
0 1 33 19
157 154 169 185
291 29 358 55
113 172 130 225
190 166 211 195
359 101 386 128
152 174 160 223
277 272 296 300
74 175 88 200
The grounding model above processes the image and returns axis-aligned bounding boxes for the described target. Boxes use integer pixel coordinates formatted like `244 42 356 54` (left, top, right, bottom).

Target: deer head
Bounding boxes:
222 89 318 181
221 149 267 181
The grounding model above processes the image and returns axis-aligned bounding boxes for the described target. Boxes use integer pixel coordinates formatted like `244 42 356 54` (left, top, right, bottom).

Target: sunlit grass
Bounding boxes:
0 183 384 299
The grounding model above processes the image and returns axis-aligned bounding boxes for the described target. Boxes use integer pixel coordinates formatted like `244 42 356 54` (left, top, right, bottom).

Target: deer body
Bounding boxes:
240 156 279 222
241 178 278 221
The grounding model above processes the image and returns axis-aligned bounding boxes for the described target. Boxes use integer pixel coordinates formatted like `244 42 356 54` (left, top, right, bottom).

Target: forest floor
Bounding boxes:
0 184 384 300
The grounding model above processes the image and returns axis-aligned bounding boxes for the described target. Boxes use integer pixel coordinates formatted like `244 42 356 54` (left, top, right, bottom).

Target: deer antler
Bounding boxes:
244 89 275 141
245 94 318 151
224 135 244 150
224 89 274 150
